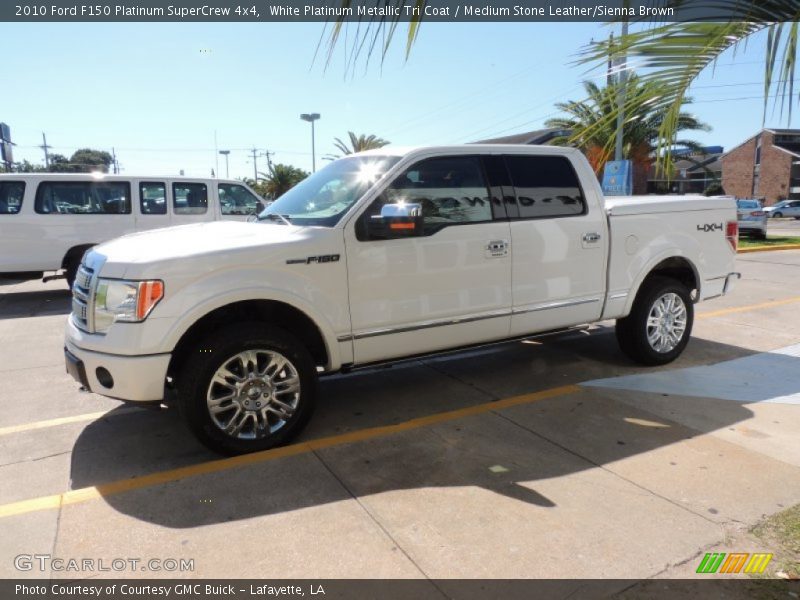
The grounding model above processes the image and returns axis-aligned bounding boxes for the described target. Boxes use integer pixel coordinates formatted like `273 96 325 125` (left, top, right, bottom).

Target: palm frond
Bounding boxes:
579 1 800 171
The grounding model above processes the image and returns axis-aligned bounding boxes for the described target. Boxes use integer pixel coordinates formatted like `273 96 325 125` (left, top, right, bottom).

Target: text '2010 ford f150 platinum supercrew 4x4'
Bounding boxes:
64 145 739 454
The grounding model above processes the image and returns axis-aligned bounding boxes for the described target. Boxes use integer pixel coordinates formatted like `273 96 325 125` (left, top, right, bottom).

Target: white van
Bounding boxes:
0 173 265 286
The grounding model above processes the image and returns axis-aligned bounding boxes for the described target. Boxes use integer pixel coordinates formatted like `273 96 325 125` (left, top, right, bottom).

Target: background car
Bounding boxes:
764 199 800 219
736 198 767 239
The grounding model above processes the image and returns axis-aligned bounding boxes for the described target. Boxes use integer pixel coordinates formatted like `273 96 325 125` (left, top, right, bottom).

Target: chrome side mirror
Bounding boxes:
380 202 422 218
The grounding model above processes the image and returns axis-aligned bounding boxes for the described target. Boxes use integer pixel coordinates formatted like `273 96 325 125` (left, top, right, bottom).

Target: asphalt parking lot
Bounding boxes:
1 249 800 584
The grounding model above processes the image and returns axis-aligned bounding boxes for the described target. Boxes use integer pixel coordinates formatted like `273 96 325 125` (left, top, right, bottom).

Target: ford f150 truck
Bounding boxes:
64 145 739 454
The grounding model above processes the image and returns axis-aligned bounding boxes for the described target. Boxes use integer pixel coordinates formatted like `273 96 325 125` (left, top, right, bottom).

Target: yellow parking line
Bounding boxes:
0 408 139 437
0 384 581 520
697 295 800 320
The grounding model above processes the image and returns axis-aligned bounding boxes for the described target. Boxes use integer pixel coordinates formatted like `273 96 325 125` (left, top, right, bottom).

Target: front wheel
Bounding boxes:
177 323 317 455
616 276 694 366
773 211 783 218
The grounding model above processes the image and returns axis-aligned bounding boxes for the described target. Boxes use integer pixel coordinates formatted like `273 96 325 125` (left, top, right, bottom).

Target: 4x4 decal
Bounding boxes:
697 223 723 232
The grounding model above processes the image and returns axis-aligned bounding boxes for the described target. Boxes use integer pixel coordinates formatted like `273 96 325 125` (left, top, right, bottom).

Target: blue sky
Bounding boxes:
1 21 790 177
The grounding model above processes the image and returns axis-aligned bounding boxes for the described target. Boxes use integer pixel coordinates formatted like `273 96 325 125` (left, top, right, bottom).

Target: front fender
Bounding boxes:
157 285 345 371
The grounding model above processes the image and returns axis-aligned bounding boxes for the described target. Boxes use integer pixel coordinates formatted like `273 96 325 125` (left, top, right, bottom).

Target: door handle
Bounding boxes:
486 240 509 258
582 232 602 243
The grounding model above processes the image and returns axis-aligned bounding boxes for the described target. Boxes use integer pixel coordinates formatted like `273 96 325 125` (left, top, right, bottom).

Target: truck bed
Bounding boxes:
605 195 734 216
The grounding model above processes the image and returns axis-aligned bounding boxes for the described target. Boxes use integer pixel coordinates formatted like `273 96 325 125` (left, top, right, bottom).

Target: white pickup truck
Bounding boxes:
64 145 739 454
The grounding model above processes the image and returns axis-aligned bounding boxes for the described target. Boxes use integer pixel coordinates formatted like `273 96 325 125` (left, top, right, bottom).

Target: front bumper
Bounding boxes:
64 340 171 402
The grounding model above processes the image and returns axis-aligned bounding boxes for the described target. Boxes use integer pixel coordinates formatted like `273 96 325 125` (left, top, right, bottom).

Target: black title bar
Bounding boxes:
3 0 798 23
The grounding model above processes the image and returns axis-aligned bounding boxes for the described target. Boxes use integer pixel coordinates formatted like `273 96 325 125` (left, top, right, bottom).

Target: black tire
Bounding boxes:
65 259 80 289
615 276 694 366
773 211 783 218
755 230 768 240
177 322 317 455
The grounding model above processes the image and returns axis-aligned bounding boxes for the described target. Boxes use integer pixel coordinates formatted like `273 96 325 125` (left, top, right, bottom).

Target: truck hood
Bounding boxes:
86 221 314 279
94 221 306 263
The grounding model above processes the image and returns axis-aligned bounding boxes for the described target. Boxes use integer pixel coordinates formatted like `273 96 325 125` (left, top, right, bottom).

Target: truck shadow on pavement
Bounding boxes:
0 288 71 320
68 331 775 528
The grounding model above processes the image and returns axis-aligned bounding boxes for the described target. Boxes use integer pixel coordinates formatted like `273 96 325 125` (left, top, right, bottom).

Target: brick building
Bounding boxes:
721 129 800 205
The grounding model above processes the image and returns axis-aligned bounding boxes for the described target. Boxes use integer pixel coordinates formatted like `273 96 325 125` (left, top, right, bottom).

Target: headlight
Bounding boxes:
94 279 164 333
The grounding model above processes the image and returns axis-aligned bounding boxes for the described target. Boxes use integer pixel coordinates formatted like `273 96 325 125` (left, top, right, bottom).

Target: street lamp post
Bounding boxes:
219 150 230 178
300 113 321 172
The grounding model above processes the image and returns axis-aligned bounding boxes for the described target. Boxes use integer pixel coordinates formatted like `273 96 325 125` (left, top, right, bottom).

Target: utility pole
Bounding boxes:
219 150 230 178
40 132 51 169
111 147 119 174
249 148 275 181
250 147 262 182
614 20 629 162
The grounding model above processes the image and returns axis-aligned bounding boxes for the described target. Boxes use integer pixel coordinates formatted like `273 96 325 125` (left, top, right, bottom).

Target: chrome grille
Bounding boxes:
71 264 95 332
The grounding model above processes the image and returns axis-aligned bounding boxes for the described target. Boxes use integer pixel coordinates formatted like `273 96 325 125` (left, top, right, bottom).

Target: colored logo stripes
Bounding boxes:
696 552 773 574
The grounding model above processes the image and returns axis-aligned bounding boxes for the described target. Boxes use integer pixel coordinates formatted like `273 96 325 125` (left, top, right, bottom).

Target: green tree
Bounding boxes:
13 160 46 173
258 164 309 199
579 9 800 170
241 177 270 200
46 149 113 173
47 154 73 172
68 148 114 172
329 132 390 158
544 76 709 188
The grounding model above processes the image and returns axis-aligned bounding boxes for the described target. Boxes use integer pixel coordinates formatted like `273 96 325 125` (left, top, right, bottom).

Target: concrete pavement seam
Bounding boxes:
490 410 723 528
309 448 449 597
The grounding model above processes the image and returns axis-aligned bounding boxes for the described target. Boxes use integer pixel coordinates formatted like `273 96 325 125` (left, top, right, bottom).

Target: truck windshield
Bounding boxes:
257 155 400 227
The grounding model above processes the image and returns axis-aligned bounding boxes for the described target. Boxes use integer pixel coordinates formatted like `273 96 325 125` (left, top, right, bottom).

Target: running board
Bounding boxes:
42 272 66 283
336 324 595 374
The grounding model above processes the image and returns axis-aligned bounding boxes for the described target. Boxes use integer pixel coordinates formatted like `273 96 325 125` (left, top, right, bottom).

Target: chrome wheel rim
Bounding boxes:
206 349 300 439
646 292 687 353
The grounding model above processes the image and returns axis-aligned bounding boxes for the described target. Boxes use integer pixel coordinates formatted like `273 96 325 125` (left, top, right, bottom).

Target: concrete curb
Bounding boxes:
738 243 800 254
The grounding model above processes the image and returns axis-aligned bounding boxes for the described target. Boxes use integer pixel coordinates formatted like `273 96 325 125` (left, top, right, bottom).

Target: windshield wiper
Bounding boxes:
260 213 292 226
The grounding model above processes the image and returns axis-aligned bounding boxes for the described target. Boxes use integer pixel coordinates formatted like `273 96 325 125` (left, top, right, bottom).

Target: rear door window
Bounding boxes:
173 182 208 215
218 183 261 215
0 181 25 214
35 181 131 214
504 155 586 219
140 182 167 215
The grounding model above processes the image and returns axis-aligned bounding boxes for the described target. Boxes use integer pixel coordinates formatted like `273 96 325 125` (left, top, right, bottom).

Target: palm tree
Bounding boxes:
258 164 309 200
329 132 390 158
578 11 800 169
324 2 799 171
544 76 709 188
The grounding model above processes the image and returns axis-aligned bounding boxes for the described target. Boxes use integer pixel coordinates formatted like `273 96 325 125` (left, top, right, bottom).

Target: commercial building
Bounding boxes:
721 128 800 204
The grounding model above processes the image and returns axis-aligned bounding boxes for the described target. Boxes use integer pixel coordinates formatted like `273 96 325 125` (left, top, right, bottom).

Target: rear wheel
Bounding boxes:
177 323 317 455
616 276 694 366
773 211 783 218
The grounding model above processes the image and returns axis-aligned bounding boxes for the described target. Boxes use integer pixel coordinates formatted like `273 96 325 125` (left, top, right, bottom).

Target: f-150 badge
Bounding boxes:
286 254 341 265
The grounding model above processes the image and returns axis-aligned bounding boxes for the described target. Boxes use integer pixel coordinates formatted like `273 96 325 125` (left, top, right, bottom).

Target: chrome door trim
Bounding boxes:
339 308 512 342
512 297 600 316
338 297 602 341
